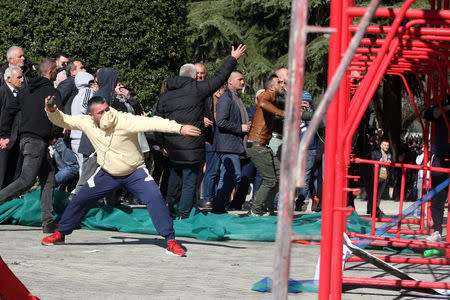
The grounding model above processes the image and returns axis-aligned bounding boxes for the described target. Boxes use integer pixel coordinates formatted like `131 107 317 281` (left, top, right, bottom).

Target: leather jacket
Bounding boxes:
248 90 284 145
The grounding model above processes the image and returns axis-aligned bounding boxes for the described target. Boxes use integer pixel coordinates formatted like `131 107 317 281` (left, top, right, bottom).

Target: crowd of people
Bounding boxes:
0 44 446 253
0 44 320 255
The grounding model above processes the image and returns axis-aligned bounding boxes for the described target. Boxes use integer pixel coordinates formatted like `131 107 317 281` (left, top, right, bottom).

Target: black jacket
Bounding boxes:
95 68 119 104
203 95 214 144
0 61 37 87
0 84 20 148
155 56 237 164
424 104 450 157
213 88 245 154
57 76 77 114
77 67 120 156
0 77 62 142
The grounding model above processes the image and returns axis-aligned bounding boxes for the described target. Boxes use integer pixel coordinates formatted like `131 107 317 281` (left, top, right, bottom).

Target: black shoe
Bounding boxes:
211 208 227 214
42 222 57 233
376 209 387 218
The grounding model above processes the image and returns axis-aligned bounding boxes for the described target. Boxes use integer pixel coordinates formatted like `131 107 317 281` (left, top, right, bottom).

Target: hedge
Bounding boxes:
0 0 188 110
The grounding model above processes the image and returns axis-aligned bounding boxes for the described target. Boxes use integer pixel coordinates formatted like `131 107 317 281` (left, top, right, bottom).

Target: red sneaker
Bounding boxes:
166 240 186 257
41 230 65 246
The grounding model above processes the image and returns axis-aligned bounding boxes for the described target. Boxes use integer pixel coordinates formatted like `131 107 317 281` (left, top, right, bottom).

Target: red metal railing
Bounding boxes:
319 0 450 298
276 0 449 298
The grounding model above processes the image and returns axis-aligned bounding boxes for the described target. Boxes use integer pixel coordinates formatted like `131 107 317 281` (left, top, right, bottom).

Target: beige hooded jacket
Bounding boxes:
47 107 182 176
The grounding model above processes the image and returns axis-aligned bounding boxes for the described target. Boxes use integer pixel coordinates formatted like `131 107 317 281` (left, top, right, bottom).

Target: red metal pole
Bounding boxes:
346 7 450 19
343 1 417 179
371 164 379 235
343 277 450 289
446 178 450 258
396 166 406 238
319 0 342 296
347 256 450 265
392 72 425 132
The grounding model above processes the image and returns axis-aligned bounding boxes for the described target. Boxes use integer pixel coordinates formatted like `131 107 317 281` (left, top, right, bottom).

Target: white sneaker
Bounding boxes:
301 199 310 212
426 231 442 242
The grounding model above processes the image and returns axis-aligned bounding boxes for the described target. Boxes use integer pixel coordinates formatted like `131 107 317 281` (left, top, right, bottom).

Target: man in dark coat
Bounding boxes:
212 70 249 213
369 138 391 218
57 60 86 114
423 101 450 242
0 58 61 233
155 44 246 219
0 66 23 188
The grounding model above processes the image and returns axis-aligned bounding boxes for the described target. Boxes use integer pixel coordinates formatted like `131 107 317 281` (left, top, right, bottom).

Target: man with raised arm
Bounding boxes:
41 96 201 257
156 44 246 219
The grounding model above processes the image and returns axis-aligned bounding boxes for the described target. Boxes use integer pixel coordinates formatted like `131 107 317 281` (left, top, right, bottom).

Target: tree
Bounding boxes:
0 0 188 110
186 0 331 105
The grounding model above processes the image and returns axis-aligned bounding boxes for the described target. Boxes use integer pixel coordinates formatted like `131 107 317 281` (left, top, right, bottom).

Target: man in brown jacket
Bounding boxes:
246 74 285 216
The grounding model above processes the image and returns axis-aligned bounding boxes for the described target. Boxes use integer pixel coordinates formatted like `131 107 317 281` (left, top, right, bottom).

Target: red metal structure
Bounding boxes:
273 0 450 299
322 0 450 298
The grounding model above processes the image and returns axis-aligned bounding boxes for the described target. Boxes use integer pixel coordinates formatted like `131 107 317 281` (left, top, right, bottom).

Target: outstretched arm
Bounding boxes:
120 113 201 137
45 96 88 130
197 44 247 98
231 44 247 60
180 125 201 138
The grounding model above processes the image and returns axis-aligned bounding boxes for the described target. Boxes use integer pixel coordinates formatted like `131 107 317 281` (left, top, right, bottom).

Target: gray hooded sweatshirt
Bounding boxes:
70 71 94 139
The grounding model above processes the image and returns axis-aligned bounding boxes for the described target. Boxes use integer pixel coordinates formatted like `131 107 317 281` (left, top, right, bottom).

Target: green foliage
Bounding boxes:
186 0 330 104
0 0 188 110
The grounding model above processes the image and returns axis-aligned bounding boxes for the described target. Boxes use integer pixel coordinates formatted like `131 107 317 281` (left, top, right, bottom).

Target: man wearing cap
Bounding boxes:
295 91 318 212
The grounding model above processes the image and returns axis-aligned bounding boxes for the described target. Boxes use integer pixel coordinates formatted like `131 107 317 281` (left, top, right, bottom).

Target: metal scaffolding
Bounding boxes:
273 0 450 299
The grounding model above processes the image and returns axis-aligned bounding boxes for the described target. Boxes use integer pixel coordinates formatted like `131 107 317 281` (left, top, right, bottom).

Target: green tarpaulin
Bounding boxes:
0 189 372 241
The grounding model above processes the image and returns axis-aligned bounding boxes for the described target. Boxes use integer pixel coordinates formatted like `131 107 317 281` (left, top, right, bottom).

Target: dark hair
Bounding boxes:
65 59 83 77
55 52 69 60
87 96 106 113
263 74 278 90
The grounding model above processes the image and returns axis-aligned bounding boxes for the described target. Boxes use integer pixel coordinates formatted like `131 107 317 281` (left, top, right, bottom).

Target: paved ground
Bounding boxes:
0 198 448 299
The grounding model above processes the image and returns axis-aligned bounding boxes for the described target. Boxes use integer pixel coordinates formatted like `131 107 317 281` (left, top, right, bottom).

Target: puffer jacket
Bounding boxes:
155 56 237 164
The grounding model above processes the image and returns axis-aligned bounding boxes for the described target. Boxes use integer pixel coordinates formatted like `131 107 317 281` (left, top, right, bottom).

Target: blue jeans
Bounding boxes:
203 144 220 203
0 136 55 226
230 157 261 209
214 153 241 211
53 138 79 188
166 163 201 218
58 168 175 240
297 149 317 203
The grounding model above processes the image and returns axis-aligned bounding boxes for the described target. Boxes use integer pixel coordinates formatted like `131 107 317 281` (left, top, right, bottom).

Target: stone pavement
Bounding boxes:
0 197 448 299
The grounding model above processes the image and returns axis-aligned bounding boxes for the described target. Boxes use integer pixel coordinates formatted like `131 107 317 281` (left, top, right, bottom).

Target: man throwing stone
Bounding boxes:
41 96 201 256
